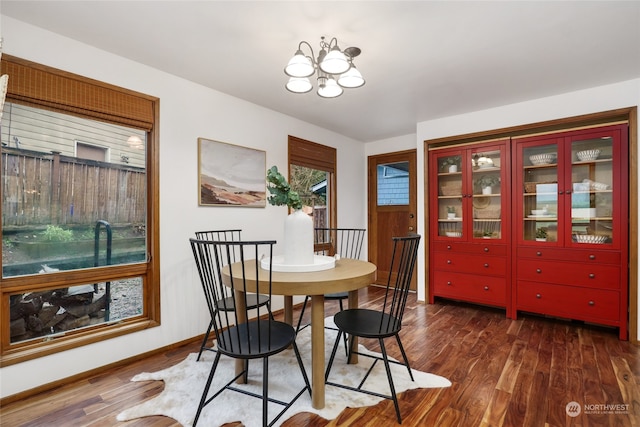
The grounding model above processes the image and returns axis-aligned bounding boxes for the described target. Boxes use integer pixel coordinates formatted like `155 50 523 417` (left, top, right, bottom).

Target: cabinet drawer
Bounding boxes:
517 259 620 289
433 241 507 256
433 271 506 306
433 252 506 276
517 247 620 264
517 281 619 323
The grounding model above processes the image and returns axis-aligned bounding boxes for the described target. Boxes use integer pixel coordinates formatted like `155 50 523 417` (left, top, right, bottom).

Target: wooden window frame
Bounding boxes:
0 55 160 366
288 135 337 231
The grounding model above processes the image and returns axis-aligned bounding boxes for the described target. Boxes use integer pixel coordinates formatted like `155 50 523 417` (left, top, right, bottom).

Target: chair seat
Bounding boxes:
325 291 348 300
218 294 270 311
334 309 401 338
217 320 296 359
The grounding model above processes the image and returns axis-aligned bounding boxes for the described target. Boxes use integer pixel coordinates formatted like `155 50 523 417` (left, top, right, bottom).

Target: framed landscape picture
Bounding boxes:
198 138 266 207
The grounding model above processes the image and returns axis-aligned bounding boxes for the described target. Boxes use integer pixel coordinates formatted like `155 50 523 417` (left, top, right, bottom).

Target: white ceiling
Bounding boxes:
2 1 640 142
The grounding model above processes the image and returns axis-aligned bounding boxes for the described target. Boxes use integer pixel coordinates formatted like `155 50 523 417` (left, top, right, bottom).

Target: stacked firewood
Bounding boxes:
9 285 106 341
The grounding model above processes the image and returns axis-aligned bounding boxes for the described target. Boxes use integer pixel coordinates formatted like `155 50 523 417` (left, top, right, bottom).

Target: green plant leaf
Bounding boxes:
266 166 303 210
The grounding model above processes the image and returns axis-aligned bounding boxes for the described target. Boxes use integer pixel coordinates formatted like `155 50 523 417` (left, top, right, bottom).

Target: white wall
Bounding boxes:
0 17 367 398
369 79 640 341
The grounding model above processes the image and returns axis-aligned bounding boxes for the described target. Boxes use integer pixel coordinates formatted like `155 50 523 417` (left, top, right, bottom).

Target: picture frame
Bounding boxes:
197 138 266 207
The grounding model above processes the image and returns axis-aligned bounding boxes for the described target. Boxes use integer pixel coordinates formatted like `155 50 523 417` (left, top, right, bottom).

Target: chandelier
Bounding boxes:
284 36 365 98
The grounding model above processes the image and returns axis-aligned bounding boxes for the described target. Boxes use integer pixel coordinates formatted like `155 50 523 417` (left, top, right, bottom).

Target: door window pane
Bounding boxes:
571 136 614 244
522 144 559 242
471 149 502 240
377 161 409 206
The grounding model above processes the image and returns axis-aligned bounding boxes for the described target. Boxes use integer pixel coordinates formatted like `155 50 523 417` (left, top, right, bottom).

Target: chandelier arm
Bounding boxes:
298 40 316 66
326 37 339 50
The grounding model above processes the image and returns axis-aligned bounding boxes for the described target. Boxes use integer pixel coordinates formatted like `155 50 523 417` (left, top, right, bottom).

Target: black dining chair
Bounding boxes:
194 229 272 361
189 238 311 427
295 228 366 355
324 234 421 424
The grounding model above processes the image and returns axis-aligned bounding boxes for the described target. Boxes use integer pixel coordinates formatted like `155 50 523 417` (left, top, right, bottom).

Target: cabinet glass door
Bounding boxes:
471 148 503 240
568 134 614 246
436 153 463 238
521 141 560 243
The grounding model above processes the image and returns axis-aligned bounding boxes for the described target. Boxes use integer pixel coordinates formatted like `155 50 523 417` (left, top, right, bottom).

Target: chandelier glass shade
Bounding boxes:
284 36 365 98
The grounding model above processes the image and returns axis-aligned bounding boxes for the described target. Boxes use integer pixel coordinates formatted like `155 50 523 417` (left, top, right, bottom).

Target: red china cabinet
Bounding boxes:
428 124 629 339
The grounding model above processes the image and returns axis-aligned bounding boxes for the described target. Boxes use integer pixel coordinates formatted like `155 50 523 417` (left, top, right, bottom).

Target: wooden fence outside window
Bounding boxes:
2 147 145 228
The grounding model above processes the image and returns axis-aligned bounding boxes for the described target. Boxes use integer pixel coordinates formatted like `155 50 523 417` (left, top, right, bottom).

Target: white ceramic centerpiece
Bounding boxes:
265 166 334 272
283 208 314 266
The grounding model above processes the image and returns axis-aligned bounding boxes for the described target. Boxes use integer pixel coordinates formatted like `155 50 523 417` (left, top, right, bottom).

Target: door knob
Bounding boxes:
408 226 414 231
409 213 414 218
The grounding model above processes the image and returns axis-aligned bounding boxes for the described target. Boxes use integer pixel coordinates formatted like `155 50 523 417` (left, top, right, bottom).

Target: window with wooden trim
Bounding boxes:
288 135 337 231
0 55 160 366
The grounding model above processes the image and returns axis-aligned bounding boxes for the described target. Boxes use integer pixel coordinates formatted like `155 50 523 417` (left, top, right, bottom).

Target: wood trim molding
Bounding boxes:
0 333 200 406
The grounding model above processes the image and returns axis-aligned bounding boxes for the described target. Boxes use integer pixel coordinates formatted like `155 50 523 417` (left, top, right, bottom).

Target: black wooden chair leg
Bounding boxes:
295 296 310 334
379 338 402 424
193 351 222 426
395 334 414 381
197 318 214 361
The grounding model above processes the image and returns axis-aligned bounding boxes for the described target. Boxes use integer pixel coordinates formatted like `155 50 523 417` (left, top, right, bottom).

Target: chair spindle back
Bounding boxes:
314 228 366 260
380 234 421 333
189 239 276 355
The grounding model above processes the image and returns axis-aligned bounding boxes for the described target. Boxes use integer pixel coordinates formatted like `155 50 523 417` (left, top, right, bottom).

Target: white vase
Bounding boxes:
283 209 314 266
482 186 492 195
448 165 458 173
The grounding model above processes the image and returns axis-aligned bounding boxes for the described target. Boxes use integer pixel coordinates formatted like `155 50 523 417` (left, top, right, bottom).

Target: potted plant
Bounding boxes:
446 206 456 219
441 157 461 173
535 227 548 241
475 175 500 195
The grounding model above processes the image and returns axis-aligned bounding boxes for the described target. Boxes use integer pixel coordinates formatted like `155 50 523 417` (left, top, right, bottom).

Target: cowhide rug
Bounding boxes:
117 317 451 426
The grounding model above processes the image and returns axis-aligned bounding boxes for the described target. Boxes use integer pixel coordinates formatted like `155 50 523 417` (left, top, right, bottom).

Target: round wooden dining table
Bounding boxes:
222 257 377 409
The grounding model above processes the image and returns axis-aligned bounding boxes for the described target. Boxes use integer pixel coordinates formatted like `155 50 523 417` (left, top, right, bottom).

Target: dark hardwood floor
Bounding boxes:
2 286 639 426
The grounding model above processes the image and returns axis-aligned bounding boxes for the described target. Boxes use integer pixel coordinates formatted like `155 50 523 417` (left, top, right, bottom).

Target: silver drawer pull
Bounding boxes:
447 260 452 264
484 263 489 268
536 268 542 274
589 301 595 306
447 245 452 250
484 247 489 252
447 281 452 286
536 293 542 299
589 273 595 279
483 286 489 291
536 251 542 257
589 254 596 260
